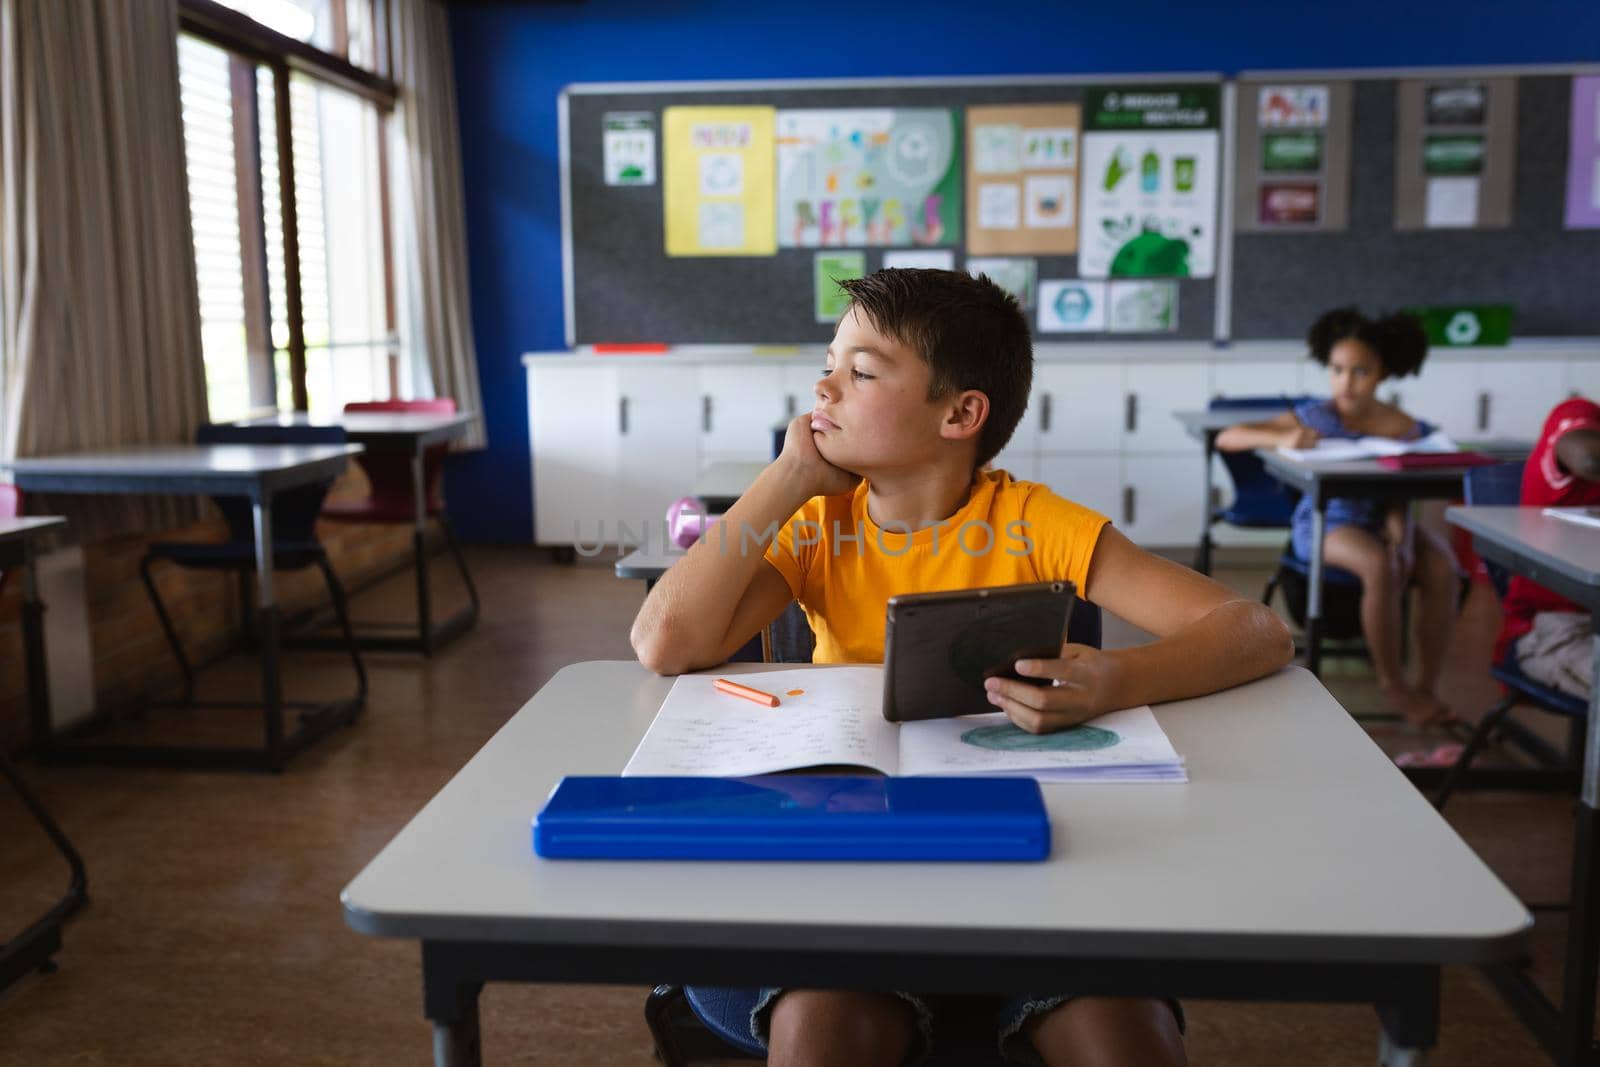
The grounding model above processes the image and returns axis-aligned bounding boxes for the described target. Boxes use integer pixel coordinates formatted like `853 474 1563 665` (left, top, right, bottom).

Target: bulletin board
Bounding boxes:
561 75 1224 346
1229 69 1600 340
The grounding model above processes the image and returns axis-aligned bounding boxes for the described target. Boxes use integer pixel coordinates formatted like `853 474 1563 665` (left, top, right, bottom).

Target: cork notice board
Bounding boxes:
964 104 1081 256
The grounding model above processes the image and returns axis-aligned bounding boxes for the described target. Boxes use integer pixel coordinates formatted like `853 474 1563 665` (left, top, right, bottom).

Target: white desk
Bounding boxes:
343 661 1529 1067
1447 505 1600 1066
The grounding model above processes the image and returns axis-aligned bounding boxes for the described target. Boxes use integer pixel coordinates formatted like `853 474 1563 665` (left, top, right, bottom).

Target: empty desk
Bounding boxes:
9 443 363 771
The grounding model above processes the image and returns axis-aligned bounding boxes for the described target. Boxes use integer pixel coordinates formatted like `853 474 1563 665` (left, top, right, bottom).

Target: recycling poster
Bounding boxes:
1078 85 1219 278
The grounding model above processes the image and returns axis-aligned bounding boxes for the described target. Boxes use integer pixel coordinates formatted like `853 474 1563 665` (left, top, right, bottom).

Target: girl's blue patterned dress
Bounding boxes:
1288 398 1436 561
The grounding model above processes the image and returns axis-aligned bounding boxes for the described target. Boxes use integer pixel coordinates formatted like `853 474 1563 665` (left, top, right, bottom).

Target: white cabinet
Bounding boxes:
1123 454 1205 545
1396 358 1570 441
1387 363 1483 440
1037 454 1122 524
1125 363 1209 453
618 367 701 541
527 347 1600 550
781 364 824 420
529 363 620 546
1211 360 1303 401
1479 360 1570 439
697 364 787 461
1034 364 1123 452
1568 360 1600 401
991 444 1038 483
529 362 699 547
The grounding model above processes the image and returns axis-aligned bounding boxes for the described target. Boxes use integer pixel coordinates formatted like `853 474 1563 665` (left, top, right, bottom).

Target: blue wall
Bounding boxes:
447 0 1600 542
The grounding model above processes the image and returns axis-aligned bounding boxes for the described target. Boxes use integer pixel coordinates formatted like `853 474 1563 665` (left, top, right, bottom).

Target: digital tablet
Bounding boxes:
881 581 1076 723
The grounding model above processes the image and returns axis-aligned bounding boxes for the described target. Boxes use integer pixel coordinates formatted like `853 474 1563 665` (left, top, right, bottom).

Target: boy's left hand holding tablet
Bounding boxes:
983 644 1124 733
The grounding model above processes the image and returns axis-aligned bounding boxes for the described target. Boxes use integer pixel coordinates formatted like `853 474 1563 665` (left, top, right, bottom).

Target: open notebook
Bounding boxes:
1277 430 1461 463
1542 506 1600 530
623 667 1187 783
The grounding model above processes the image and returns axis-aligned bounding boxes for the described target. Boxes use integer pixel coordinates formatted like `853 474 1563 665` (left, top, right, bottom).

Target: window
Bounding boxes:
207 0 381 73
176 0 397 420
178 35 278 422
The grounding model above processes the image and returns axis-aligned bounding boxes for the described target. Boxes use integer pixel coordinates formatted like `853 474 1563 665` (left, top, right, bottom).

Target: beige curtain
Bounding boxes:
0 0 208 534
389 0 486 448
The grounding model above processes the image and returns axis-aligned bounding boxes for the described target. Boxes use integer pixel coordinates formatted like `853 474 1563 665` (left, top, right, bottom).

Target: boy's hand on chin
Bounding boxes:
981 644 1124 733
776 412 861 498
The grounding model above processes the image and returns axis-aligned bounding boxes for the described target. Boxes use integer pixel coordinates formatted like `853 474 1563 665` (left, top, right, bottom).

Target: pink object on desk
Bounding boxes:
666 496 719 549
1376 452 1497 470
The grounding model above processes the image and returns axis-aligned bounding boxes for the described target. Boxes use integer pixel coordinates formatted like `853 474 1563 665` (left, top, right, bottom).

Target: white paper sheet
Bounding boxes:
1276 430 1460 463
1425 176 1479 228
623 668 897 776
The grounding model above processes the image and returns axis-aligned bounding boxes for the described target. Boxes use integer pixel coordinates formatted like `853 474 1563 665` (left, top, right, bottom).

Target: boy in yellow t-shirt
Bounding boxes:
631 269 1291 1066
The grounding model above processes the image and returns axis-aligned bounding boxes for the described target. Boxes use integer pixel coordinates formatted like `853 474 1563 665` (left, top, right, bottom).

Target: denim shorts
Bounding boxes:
713 986 1185 1066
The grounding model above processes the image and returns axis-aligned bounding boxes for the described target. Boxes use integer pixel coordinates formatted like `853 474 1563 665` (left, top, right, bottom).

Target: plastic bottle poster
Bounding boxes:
1079 86 1218 279
777 109 961 248
663 106 776 257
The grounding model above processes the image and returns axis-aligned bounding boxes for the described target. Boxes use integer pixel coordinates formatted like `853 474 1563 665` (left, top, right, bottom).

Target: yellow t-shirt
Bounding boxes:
762 469 1108 663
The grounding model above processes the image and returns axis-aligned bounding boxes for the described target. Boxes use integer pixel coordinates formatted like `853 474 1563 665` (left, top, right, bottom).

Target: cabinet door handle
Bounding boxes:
702 395 713 434
785 394 797 418
1122 486 1136 526
1125 393 1138 434
619 396 629 436
1477 391 1489 432
1039 393 1052 434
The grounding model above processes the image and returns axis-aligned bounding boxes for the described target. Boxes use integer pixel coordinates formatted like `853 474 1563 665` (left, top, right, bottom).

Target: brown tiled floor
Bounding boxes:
0 546 1586 1064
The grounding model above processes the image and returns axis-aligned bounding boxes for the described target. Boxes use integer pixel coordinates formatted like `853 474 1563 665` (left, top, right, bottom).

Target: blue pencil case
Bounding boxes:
532 775 1051 861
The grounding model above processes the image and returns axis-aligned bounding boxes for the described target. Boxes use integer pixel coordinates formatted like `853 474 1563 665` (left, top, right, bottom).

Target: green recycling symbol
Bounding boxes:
1445 311 1481 345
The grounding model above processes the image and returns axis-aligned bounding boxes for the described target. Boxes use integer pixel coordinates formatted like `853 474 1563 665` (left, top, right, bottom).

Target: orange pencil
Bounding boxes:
713 677 780 707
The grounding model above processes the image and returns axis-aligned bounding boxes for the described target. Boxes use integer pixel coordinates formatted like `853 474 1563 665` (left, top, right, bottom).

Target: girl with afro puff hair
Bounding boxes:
1217 307 1461 729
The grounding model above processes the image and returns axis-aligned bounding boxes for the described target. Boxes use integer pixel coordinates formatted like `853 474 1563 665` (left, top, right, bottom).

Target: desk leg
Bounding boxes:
252 498 285 770
1551 627 1600 1066
1195 432 1216 576
23 540 54 756
424 942 483 1067
1306 499 1326 676
413 449 434 657
1376 967 1439 1066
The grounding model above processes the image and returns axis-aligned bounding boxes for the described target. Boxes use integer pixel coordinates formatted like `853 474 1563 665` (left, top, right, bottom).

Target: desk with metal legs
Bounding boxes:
1257 452 1488 676
244 412 480 654
343 662 1530 1067
0 515 88 994
1447 505 1600 1066
9 444 362 771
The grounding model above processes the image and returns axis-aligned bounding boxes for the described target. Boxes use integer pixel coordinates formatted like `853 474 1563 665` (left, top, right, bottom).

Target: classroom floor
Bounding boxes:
0 545 1588 1065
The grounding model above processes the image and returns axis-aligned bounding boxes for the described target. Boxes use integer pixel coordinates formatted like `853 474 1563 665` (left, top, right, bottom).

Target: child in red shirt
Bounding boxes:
1496 397 1600 697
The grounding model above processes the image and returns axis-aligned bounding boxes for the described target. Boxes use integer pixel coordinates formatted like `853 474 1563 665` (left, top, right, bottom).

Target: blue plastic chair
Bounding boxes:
647 603 1106 1065
1433 462 1588 809
1208 395 1310 530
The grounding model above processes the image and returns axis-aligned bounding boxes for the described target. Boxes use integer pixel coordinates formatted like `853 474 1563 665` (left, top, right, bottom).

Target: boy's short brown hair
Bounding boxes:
838 269 1032 468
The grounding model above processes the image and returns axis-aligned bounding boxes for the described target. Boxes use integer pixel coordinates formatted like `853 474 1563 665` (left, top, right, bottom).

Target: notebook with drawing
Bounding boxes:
622 667 1187 783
